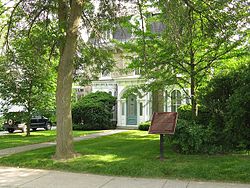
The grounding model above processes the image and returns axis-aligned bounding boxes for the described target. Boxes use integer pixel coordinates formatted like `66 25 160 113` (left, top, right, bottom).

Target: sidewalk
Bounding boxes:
0 130 127 157
0 166 250 188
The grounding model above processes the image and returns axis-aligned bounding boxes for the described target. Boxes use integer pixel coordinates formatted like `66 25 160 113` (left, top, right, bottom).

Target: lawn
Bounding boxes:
0 130 102 150
0 131 249 183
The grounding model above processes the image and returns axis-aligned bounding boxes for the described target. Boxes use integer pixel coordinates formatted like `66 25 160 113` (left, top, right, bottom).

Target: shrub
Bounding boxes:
224 67 250 151
138 121 151 131
198 64 250 152
171 65 250 154
171 119 224 154
72 91 116 130
177 105 192 120
171 119 204 154
178 105 211 126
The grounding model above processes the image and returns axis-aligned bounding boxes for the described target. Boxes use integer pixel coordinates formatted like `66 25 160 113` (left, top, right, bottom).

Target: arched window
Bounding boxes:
171 90 181 112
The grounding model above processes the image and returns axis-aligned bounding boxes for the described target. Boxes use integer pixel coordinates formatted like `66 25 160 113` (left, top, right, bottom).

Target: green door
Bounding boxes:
126 94 137 125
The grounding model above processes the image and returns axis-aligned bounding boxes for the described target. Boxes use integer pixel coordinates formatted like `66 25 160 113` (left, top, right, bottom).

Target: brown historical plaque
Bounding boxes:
148 112 178 134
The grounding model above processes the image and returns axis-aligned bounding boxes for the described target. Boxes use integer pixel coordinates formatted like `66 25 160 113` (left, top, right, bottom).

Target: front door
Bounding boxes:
126 94 137 125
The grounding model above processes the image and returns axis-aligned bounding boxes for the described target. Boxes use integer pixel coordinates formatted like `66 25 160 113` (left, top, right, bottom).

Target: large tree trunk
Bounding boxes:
54 0 84 160
152 90 164 113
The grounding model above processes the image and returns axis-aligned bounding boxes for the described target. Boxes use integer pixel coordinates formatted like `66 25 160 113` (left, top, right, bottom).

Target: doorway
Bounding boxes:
126 94 137 125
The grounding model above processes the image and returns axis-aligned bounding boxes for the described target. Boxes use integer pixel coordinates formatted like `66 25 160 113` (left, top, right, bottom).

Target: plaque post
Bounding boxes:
160 134 164 160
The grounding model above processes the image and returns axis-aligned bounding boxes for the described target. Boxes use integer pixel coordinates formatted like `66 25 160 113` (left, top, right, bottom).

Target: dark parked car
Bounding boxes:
30 116 52 131
3 115 52 133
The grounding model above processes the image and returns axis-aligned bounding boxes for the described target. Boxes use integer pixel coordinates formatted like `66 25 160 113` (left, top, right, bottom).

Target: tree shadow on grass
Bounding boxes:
0 131 250 183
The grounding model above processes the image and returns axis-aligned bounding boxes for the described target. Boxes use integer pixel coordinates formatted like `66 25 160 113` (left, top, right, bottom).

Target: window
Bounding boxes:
113 27 131 41
139 102 143 116
122 102 125 115
134 68 141 75
171 90 181 112
150 22 166 34
101 69 110 77
165 90 168 112
78 88 84 92
186 94 190 105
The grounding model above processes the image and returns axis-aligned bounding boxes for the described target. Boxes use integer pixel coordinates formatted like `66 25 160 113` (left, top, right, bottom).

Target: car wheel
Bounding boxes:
45 123 52 130
8 129 14 133
8 119 13 126
32 128 37 131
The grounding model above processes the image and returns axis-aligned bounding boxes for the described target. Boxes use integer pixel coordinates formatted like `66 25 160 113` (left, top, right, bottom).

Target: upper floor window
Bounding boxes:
101 69 111 77
134 68 140 75
150 22 166 34
113 27 131 41
78 88 84 92
171 90 181 112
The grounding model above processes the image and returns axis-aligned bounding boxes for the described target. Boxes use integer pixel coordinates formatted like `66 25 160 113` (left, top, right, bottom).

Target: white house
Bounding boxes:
90 58 189 128
80 12 190 128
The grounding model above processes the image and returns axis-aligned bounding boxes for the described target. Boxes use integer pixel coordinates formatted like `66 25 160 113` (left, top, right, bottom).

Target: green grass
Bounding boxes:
0 130 249 183
0 130 102 149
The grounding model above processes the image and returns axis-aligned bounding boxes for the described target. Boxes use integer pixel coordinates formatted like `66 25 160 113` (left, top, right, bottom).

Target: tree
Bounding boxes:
55 0 120 159
120 0 249 116
0 26 57 136
0 0 123 159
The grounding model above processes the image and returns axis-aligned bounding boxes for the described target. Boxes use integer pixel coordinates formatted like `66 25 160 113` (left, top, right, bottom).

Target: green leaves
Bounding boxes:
116 0 249 115
0 24 57 116
72 91 116 130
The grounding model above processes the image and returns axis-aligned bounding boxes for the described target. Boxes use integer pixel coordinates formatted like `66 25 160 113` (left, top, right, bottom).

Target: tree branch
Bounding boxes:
27 6 49 37
4 0 25 50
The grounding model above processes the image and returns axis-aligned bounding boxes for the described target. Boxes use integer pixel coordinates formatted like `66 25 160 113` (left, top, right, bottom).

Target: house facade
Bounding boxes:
90 63 189 128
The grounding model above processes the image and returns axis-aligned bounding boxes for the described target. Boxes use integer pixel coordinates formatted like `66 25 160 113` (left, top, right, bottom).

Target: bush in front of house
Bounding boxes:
172 64 250 154
72 91 116 130
138 121 151 131
171 118 223 154
172 106 213 154
201 64 250 151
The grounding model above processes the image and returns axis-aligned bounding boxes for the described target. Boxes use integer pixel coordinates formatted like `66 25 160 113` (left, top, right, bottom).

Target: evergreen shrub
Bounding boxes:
172 64 250 154
138 121 151 131
72 91 116 130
